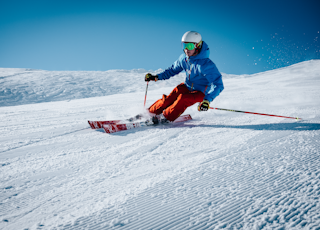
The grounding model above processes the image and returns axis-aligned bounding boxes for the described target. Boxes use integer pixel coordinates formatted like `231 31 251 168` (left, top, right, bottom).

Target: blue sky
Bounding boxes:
0 0 319 74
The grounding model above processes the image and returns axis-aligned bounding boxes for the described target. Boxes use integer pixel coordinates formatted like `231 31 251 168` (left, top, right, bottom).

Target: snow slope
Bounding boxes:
1 60 320 230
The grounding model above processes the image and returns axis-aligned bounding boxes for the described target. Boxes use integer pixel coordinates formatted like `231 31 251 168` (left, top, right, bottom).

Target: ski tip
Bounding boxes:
88 121 95 129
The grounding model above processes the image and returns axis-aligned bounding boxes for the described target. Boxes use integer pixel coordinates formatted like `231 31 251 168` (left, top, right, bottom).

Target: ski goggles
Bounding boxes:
182 42 197 51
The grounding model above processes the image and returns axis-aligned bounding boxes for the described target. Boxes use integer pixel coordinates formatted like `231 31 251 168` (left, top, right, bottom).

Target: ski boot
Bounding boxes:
151 113 169 125
127 114 143 122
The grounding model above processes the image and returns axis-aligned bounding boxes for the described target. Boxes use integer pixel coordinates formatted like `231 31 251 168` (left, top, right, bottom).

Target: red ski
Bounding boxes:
88 114 143 129
88 120 120 129
103 114 192 134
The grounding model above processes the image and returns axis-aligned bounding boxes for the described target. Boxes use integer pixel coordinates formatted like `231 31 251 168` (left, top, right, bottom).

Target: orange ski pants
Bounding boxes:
149 83 205 121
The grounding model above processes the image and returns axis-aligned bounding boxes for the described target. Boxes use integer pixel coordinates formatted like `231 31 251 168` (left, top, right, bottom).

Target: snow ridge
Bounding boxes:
0 68 184 107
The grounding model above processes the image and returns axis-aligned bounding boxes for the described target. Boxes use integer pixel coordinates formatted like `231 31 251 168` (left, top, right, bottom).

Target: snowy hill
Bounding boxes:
1 60 320 229
0 68 184 107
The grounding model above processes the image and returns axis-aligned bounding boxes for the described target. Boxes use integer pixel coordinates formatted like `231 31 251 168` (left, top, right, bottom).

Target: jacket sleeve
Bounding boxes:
203 83 224 102
201 62 224 102
157 55 184 80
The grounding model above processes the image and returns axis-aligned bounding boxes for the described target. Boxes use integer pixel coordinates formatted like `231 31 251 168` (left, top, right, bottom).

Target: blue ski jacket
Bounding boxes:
157 41 224 102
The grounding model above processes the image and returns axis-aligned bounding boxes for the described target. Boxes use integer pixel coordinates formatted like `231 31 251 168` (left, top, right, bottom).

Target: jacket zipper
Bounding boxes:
186 57 193 91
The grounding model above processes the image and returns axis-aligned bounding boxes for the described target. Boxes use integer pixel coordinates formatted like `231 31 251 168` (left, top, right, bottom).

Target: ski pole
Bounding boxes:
210 107 302 120
144 82 149 108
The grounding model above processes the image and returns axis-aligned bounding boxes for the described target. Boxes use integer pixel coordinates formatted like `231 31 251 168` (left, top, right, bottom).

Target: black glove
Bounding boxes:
145 73 158 82
198 100 210 111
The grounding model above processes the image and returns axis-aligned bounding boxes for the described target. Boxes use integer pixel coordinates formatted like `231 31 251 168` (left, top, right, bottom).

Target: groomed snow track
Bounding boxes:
60 126 320 230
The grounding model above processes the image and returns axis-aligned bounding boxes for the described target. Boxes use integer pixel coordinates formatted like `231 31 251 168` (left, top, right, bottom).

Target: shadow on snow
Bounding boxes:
187 122 320 131
104 121 320 136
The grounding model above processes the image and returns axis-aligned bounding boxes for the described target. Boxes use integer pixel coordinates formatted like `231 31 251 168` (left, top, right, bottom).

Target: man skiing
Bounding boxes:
145 31 224 124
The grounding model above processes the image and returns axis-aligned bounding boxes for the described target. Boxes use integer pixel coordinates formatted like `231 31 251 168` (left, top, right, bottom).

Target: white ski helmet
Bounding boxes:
181 31 202 44
181 31 203 51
